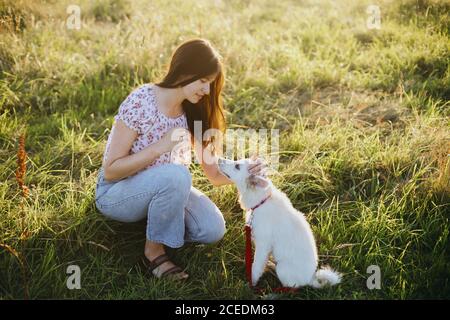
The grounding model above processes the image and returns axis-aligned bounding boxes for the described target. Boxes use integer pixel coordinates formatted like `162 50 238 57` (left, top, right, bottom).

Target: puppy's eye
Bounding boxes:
235 164 240 170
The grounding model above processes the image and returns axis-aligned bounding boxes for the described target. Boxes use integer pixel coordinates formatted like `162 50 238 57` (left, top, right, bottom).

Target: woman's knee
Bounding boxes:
205 223 226 243
200 212 226 243
175 164 192 190
147 164 192 196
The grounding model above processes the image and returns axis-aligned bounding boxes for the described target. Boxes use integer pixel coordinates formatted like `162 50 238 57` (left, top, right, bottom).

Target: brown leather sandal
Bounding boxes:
143 254 188 280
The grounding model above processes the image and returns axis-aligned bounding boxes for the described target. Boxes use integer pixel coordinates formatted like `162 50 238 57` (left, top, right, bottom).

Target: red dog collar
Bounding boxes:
250 193 272 211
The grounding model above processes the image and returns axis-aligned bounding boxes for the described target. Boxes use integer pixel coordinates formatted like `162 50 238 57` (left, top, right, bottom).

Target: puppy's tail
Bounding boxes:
310 266 342 288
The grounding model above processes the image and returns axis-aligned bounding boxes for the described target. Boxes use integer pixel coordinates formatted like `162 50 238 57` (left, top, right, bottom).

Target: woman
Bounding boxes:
95 39 266 280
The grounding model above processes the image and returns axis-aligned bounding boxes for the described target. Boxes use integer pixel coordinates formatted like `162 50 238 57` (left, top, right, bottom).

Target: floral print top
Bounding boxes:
102 84 191 176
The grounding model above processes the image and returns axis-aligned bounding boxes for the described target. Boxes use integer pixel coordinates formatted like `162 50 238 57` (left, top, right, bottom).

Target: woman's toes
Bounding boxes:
174 271 189 280
151 260 188 280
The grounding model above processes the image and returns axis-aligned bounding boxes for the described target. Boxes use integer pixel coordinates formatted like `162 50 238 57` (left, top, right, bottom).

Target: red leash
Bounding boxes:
244 224 253 284
244 193 271 287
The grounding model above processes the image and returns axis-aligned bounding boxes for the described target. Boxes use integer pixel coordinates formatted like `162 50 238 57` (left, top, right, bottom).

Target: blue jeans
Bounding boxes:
94 164 226 248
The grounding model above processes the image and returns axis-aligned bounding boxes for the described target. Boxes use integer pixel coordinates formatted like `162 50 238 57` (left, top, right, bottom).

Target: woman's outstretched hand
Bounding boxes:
248 155 268 177
157 127 191 154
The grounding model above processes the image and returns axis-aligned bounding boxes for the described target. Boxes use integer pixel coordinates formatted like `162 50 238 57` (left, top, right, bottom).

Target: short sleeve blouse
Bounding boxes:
102 84 191 175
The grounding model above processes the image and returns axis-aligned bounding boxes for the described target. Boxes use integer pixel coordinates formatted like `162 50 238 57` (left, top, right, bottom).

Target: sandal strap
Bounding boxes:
147 254 170 272
161 265 183 278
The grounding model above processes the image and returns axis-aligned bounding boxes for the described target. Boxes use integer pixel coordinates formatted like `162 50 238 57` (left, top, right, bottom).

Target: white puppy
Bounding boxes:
218 157 342 288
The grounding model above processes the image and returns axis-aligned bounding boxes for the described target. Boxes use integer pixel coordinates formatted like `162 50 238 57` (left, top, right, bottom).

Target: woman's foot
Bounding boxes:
144 240 189 280
145 252 189 280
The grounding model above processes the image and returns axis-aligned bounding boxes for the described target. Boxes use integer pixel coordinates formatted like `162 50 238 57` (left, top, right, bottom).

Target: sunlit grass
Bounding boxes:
0 0 449 299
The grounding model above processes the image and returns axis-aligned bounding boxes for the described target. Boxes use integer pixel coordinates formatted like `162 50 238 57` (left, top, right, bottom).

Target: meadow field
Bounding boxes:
0 0 449 299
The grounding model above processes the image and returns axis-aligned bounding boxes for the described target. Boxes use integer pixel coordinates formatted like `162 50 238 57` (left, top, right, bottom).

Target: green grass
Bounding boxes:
0 0 449 299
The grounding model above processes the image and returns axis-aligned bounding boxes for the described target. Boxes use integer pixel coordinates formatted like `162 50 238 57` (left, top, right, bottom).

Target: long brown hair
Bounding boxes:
156 38 226 149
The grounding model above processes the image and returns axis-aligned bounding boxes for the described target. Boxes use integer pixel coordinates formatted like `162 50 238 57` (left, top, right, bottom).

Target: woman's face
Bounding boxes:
182 73 218 104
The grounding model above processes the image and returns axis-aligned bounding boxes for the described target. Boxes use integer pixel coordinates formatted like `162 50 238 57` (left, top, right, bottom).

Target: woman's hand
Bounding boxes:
248 155 268 177
156 127 191 154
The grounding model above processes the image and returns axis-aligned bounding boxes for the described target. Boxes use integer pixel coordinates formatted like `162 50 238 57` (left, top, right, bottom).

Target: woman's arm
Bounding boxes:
206 164 234 186
104 121 188 181
193 140 233 186
103 120 165 181
193 139 269 187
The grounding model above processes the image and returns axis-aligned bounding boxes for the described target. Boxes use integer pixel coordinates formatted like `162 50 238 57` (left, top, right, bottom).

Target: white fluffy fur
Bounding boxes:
218 158 342 288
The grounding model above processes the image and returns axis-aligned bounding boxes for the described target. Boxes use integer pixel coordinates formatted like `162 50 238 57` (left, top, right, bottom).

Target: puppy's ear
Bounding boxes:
247 174 269 189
